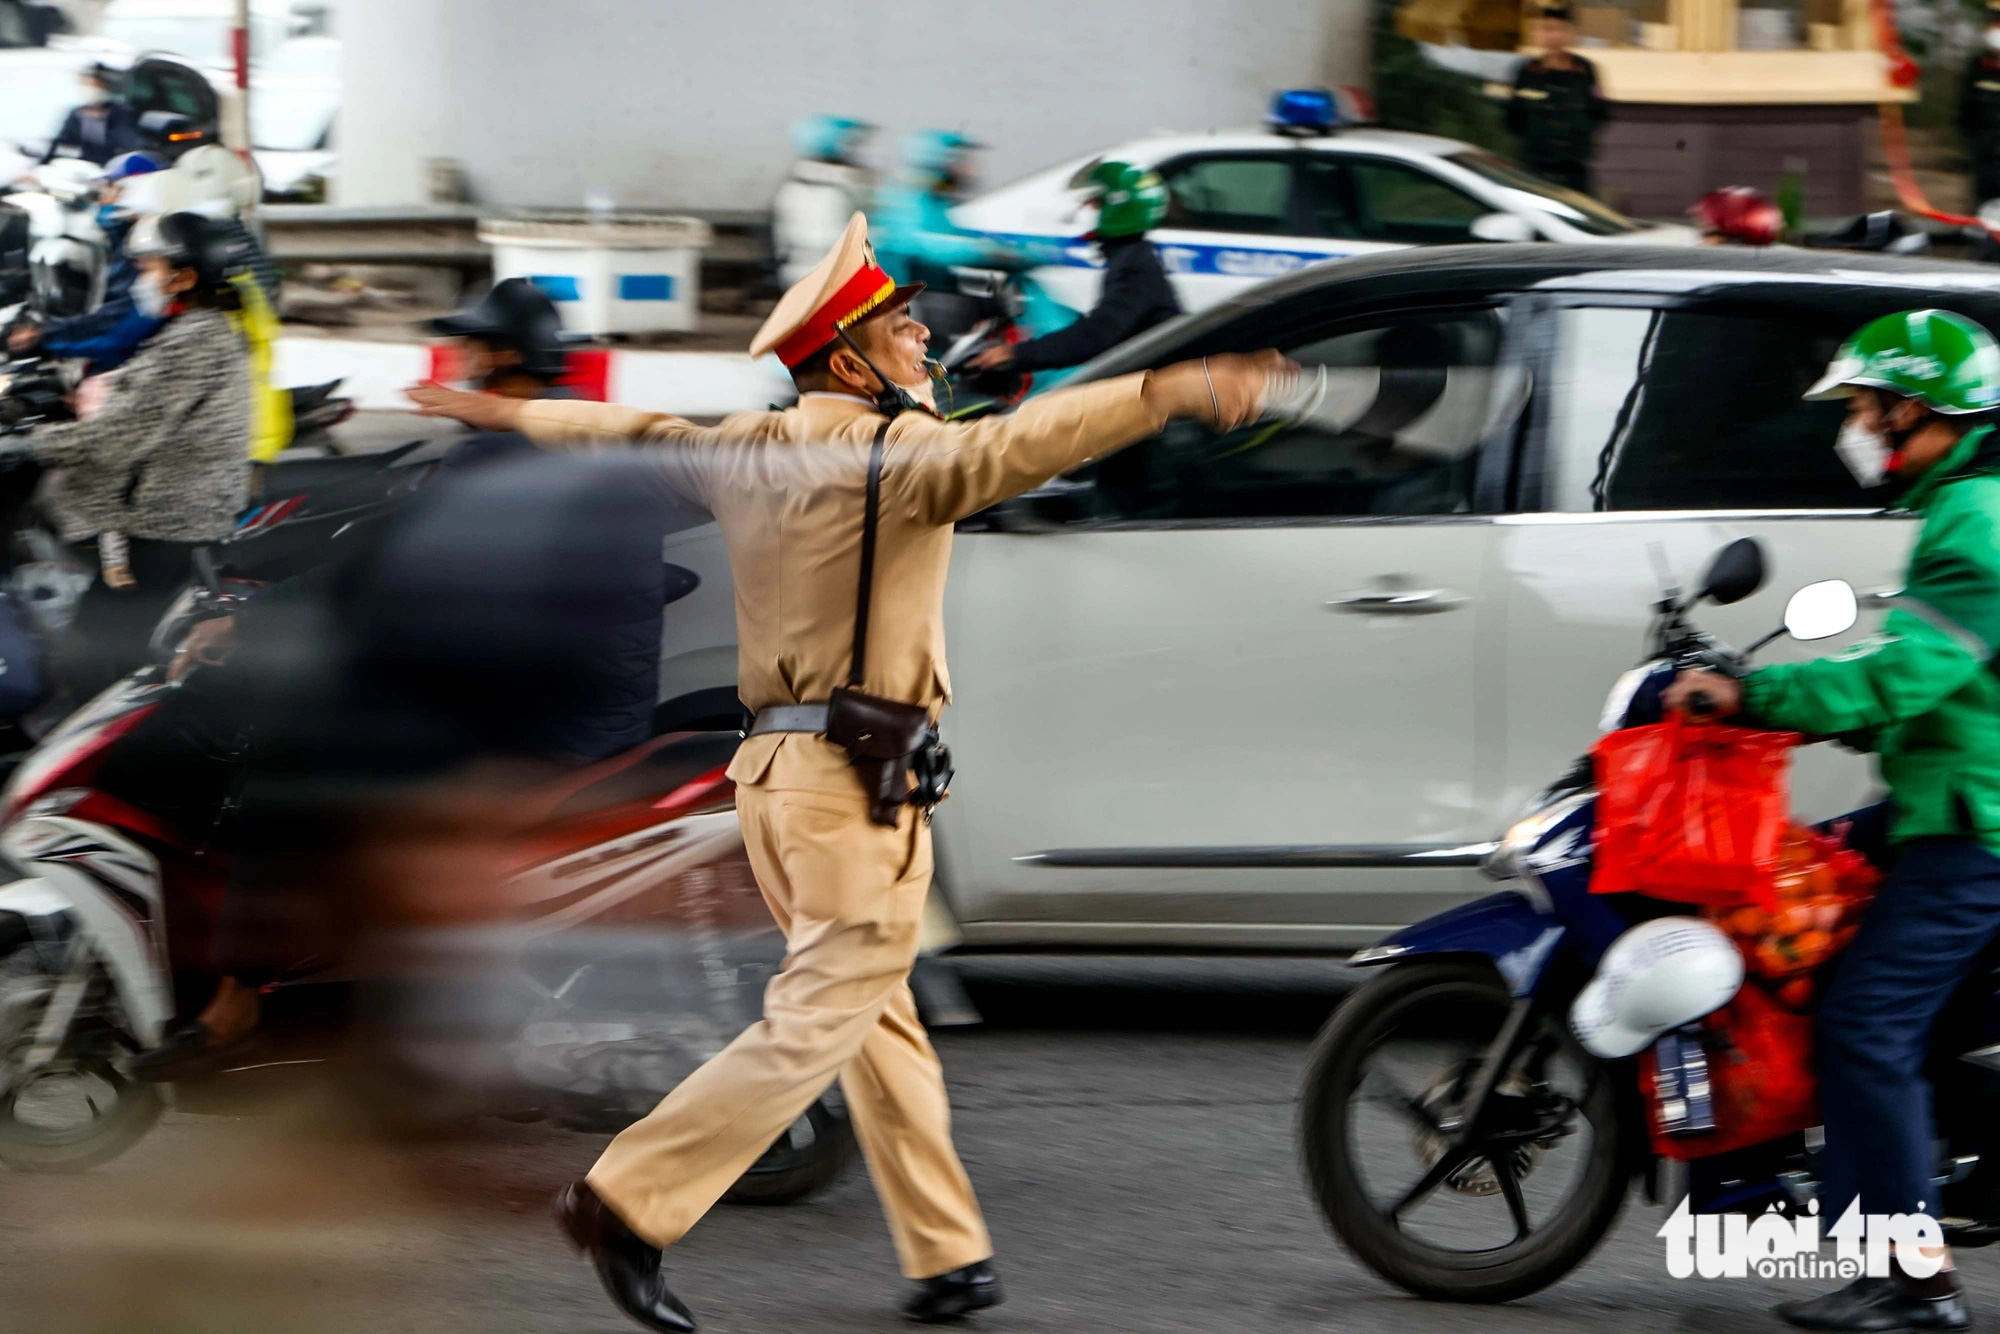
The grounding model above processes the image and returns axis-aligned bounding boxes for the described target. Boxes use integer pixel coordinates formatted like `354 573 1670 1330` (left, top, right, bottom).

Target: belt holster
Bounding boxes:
832 421 955 826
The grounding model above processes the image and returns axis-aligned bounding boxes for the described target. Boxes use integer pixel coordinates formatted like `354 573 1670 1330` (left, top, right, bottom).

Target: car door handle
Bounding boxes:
1326 588 1468 616
1864 586 1902 609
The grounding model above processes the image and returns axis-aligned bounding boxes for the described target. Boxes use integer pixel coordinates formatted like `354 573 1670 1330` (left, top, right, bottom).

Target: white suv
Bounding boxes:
656 245 1993 951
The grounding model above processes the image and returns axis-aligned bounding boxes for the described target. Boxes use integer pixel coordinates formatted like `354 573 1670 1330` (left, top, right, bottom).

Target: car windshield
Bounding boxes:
1445 151 1647 237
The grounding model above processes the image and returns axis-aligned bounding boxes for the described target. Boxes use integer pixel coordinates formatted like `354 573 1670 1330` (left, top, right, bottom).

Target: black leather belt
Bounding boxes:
747 703 831 736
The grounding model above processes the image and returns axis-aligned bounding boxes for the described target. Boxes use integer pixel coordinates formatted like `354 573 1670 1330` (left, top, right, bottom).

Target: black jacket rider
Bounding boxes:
1007 236 1182 374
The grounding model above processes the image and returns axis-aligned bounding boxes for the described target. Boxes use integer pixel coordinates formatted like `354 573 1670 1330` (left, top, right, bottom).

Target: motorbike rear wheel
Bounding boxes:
1300 961 1628 1303
721 1096 858 1205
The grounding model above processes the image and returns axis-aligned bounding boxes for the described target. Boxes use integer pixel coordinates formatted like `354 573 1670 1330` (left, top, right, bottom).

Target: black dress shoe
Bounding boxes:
1778 1276 1971 1331
903 1260 1002 1323
554 1180 696 1333
126 1020 265 1083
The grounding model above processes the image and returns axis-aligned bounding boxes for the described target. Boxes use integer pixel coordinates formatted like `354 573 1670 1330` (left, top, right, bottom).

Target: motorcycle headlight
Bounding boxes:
1481 789 1596 882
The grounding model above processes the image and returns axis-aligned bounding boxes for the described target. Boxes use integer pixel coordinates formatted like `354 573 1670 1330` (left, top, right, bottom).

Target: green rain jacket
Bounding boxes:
1741 424 2000 852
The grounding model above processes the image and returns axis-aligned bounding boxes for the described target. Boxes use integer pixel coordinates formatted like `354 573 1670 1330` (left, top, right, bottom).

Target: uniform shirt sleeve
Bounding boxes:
514 397 715 512
1743 487 2000 734
887 372 1167 524
1009 244 1163 373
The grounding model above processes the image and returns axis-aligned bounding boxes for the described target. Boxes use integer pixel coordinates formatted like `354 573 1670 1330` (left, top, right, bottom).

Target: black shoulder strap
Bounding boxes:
849 418 891 687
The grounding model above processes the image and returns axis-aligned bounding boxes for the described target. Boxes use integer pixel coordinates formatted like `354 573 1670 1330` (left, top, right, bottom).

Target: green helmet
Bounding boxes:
1805 309 2000 414
1073 159 1168 239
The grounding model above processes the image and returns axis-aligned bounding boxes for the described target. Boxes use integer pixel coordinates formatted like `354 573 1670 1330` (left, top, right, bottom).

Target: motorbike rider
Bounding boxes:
964 158 1181 378
772 115 874 287
870 129 1021 291
38 63 142 168
1506 4 1609 195
6 150 167 371
1963 2 2000 210
17 211 251 703
405 211 1287 1331
1691 186 1783 247
1665 309 2000 1332
427 277 573 400
125 281 588 1083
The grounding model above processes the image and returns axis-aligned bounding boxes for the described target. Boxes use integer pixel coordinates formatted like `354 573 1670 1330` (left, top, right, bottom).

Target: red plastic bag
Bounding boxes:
1641 981 1819 1161
1591 716 1799 907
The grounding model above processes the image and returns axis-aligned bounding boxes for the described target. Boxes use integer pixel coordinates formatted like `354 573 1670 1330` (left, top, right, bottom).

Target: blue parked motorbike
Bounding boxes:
1297 537 2000 1302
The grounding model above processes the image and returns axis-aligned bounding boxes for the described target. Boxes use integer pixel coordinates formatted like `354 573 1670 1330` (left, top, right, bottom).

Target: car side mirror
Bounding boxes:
1700 537 1766 606
1783 580 1858 642
1470 212 1537 244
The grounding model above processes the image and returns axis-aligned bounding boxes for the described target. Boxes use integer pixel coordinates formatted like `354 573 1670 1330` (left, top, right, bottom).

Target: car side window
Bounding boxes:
1546 306 1865 512
1084 308 1515 521
1156 156 1296 236
1344 159 1490 245
1295 158 1364 241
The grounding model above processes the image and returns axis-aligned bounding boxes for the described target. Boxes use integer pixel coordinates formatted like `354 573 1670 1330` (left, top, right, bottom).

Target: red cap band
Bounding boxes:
773 263 898 367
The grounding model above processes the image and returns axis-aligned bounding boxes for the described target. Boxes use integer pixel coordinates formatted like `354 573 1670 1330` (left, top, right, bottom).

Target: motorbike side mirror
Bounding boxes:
1783 579 1859 642
1470 212 1537 243
1699 537 1766 606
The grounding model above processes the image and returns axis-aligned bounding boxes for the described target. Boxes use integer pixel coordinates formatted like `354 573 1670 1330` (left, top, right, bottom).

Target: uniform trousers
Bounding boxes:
587 779 992 1279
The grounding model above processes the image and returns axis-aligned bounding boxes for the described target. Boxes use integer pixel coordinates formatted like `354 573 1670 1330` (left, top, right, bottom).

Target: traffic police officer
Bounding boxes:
1962 2 2000 209
1507 3 1610 195
406 213 1283 1331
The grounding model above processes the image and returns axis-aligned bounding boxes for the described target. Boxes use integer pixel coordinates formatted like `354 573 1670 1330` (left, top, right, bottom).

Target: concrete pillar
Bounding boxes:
333 0 463 206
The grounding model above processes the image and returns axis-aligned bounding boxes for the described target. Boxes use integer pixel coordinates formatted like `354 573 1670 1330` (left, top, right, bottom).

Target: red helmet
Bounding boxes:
1691 187 1783 246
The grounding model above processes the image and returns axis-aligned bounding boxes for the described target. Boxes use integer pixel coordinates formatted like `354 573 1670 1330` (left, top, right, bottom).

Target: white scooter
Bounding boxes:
2 158 110 321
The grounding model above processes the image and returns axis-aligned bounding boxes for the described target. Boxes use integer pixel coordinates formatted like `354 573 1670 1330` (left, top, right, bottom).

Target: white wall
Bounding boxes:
336 0 1370 212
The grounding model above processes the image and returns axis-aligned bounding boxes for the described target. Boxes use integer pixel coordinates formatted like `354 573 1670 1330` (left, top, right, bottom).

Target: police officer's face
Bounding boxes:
845 309 933 389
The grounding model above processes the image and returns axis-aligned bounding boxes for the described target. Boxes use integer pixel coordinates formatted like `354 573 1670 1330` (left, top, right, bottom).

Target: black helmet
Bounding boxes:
426 278 568 381
126 211 243 299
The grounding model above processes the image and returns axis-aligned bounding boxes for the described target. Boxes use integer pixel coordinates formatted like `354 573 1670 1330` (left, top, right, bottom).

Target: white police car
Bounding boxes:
952 88 1698 314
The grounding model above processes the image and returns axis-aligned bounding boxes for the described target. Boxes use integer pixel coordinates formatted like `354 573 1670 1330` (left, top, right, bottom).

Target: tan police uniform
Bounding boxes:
511 214 1172 1280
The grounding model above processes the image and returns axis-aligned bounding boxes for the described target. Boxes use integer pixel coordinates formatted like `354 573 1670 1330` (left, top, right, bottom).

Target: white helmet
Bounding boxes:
150 145 261 221
1570 917 1744 1059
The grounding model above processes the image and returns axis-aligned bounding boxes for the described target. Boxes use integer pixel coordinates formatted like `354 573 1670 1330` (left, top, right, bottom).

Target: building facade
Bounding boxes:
334 0 1372 212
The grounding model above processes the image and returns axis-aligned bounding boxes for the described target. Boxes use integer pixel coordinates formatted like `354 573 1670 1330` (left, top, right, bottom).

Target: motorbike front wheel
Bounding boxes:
1300 961 1629 1303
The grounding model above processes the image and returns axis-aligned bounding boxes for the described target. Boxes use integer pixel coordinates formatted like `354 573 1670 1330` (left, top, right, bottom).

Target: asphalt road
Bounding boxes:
5 957 1996 1334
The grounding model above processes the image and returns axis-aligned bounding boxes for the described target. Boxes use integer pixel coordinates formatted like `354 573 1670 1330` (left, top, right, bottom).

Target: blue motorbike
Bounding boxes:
1298 538 2000 1302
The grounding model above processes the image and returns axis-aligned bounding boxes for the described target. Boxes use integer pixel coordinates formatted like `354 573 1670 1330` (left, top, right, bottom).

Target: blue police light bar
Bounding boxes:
1269 88 1339 135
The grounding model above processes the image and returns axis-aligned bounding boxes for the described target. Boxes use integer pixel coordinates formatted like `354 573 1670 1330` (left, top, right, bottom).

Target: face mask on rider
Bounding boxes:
1834 417 1891 488
78 83 108 107
131 271 172 319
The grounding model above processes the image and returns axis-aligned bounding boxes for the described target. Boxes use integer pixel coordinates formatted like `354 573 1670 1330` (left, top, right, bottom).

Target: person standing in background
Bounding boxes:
1507 3 1609 195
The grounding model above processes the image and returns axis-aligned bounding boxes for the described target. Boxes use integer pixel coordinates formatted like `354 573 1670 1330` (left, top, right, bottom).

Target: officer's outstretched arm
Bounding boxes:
893 352 1282 525
405 383 714 510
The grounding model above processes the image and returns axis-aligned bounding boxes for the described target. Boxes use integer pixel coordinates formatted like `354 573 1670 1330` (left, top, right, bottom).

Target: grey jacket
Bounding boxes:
31 307 251 543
